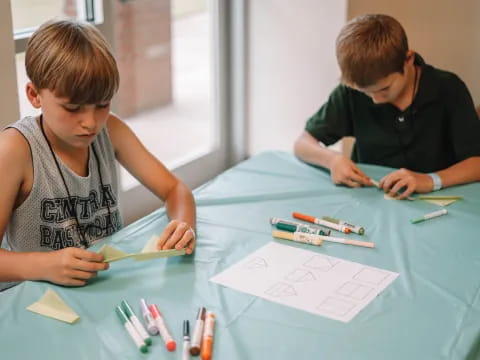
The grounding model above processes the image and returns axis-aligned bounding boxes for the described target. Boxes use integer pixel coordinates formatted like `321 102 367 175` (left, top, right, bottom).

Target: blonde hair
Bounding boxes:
336 14 409 87
25 19 119 104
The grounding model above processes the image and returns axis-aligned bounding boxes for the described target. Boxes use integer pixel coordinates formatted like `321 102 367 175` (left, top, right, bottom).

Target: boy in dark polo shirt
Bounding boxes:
294 14 480 199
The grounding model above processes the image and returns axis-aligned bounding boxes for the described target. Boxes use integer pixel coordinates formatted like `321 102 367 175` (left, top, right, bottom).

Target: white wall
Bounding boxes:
348 0 480 106
0 2 20 128
247 0 347 155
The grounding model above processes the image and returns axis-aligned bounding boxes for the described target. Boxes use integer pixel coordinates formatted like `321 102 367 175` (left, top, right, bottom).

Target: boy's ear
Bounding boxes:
405 50 415 64
26 82 42 109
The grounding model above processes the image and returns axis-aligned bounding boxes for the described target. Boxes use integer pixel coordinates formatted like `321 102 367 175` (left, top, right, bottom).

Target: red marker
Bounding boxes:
293 212 351 234
149 304 176 351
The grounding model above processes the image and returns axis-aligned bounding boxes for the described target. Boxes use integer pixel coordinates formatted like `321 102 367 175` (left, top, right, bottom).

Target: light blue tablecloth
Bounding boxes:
1 151 480 359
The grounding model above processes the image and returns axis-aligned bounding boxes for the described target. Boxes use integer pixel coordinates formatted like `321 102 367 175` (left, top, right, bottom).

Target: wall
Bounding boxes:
0 1 20 128
348 0 480 106
247 0 348 155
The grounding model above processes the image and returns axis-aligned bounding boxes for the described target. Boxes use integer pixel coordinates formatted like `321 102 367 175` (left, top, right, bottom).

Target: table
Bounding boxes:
1 151 480 359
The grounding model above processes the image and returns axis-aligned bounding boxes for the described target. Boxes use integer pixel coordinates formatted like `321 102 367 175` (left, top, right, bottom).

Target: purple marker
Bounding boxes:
140 298 159 335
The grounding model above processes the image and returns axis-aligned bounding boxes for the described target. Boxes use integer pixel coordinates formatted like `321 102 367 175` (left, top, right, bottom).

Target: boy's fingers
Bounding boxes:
347 171 369 186
186 240 195 254
73 258 108 272
343 178 362 188
64 279 87 287
174 230 195 251
157 220 179 249
163 223 189 250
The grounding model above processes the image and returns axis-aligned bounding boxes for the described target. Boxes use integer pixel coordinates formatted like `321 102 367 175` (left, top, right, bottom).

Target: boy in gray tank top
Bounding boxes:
0 20 196 290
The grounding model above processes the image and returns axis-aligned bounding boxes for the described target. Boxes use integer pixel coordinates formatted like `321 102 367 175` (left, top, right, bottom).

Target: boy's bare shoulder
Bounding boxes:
0 128 32 167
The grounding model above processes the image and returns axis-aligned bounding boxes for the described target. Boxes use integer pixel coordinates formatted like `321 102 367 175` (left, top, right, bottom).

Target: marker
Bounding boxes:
140 298 159 335
149 304 176 351
200 311 215 360
190 307 206 355
270 217 331 236
115 306 148 353
322 216 365 235
182 320 191 360
272 230 375 248
292 212 351 234
121 300 152 346
411 208 448 224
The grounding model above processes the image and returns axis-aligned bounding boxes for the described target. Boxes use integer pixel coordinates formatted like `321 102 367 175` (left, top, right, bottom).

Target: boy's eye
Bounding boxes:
64 105 81 112
96 103 110 109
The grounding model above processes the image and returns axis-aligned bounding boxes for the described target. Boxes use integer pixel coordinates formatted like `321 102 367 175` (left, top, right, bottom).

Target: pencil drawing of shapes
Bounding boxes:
317 297 355 317
285 269 316 283
336 281 374 300
243 257 268 270
353 267 390 285
303 255 339 271
265 282 297 297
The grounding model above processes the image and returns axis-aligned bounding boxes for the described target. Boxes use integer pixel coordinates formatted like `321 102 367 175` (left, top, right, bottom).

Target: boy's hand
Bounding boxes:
156 220 195 255
380 168 433 199
42 247 108 286
329 154 373 187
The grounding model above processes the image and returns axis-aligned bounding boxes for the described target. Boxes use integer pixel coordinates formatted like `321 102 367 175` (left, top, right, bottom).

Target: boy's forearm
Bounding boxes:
0 249 48 282
294 133 341 170
437 156 480 189
164 182 196 229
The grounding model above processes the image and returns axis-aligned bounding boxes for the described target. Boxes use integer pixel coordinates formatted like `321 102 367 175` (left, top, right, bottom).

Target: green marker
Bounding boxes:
411 209 448 224
322 216 365 235
121 300 152 346
115 306 148 353
270 217 331 236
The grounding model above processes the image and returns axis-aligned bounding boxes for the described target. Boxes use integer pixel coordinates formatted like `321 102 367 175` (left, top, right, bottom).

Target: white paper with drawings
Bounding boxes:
210 242 398 322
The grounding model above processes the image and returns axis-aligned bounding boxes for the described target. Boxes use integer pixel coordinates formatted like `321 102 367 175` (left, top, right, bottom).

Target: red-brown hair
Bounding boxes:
336 14 409 87
25 20 119 104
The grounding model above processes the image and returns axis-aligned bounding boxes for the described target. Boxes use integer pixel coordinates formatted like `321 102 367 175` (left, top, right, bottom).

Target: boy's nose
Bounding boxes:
80 112 97 131
370 93 386 104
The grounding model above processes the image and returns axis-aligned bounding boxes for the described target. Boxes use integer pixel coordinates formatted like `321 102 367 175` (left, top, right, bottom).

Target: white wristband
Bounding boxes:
428 172 442 191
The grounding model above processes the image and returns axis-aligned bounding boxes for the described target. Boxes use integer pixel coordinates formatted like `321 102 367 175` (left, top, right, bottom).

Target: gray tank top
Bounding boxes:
4 116 122 254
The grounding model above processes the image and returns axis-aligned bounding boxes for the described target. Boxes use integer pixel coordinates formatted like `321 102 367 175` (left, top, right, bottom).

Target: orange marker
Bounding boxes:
293 212 351 234
200 311 215 360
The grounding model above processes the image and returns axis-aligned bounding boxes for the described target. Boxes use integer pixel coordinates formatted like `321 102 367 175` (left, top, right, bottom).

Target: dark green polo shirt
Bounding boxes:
305 54 480 172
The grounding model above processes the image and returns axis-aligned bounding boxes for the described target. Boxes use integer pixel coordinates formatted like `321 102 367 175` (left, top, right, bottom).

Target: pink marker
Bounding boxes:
149 304 176 351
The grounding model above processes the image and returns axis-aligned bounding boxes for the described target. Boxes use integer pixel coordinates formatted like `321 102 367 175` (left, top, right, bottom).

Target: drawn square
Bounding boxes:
336 281 374 300
337 282 358 296
351 285 373 300
303 255 338 271
317 297 355 316
353 268 389 285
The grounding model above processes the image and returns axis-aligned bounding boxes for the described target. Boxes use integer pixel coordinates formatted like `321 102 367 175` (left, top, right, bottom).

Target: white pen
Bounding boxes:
411 208 448 224
190 307 206 355
183 320 191 360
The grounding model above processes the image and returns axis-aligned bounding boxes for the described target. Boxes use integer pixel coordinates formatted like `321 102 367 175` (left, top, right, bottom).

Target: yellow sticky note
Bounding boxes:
134 248 186 261
98 244 133 263
422 199 457 207
133 235 186 261
27 288 79 324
